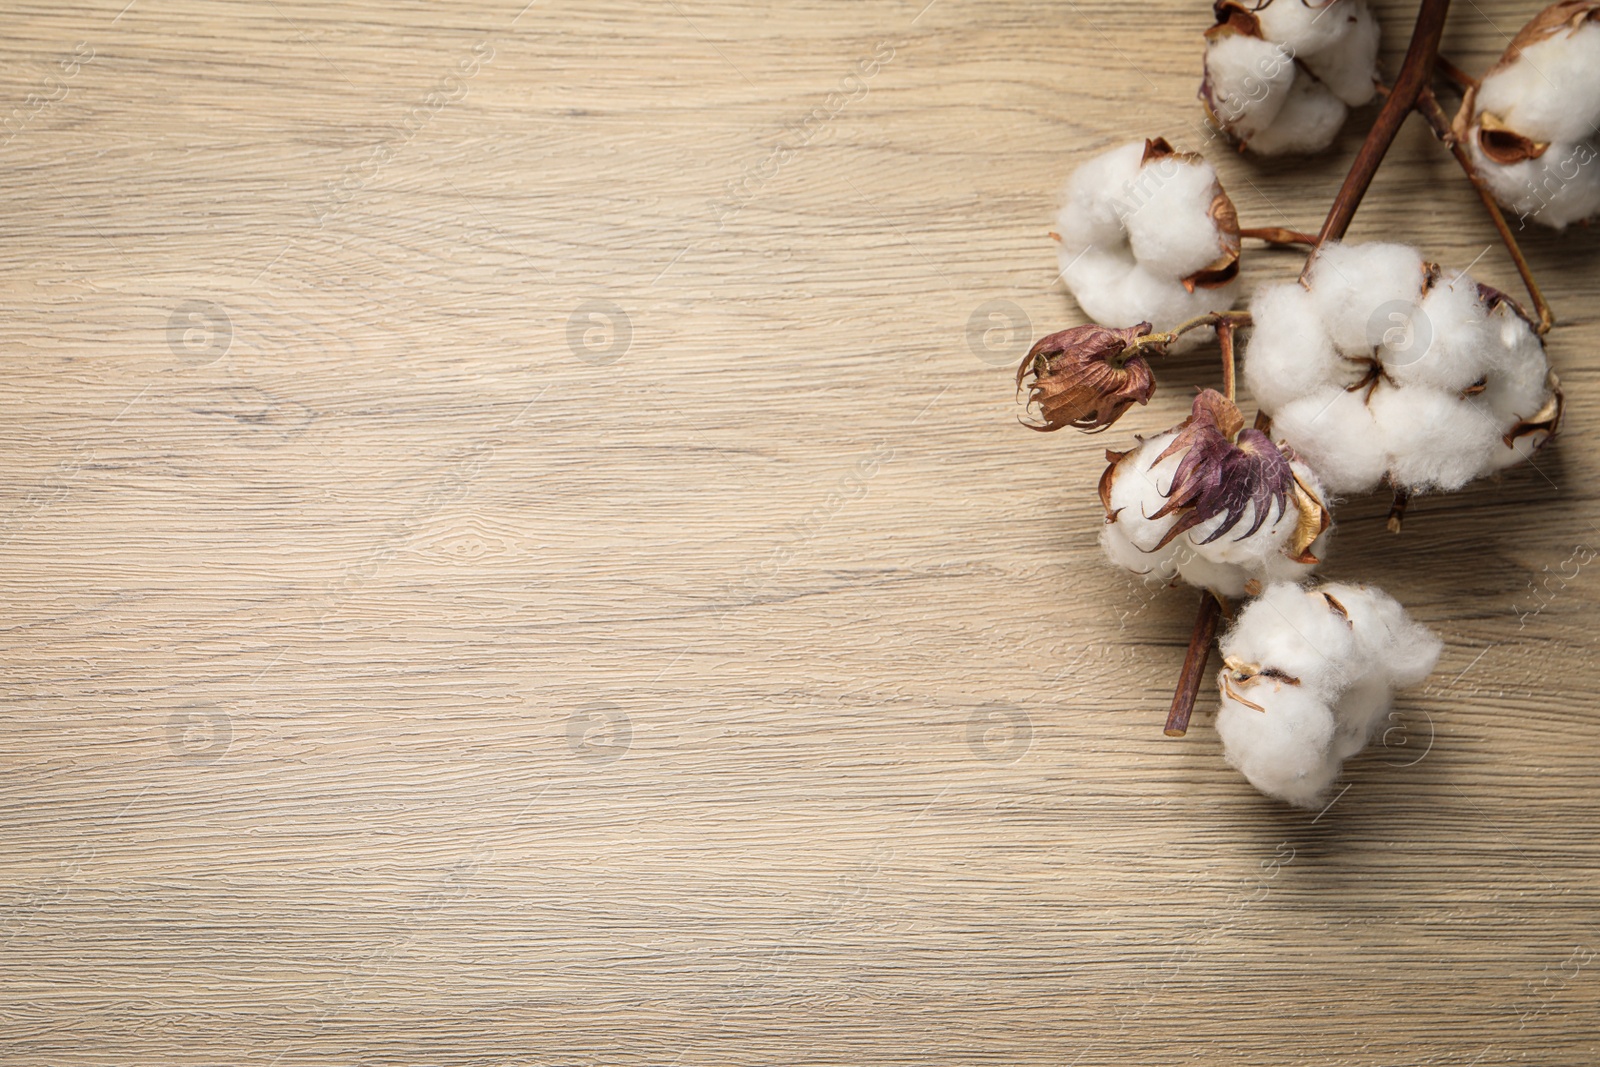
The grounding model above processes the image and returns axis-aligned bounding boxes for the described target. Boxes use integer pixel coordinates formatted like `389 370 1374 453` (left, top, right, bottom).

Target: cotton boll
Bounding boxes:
1476 22 1600 144
1379 272 1492 391
1174 552 1254 599
1216 679 1341 809
1220 582 1358 693
1307 242 1427 353
1320 581 1443 689
1244 281 1358 410
1125 158 1230 278
1058 245 1138 325
1477 314 1553 425
1467 136 1600 229
1101 521 1181 580
1255 0 1357 60
1186 496 1297 572
1272 386 1389 494
1245 73 1348 156
1203 33 1296 140
1057 140 1146 250
1370 385 1501 492
1298 1 1381 106
1329 675 1394 761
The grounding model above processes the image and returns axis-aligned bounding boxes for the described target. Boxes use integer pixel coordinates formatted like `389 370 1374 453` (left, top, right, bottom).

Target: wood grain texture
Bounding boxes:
1 1 1597 1063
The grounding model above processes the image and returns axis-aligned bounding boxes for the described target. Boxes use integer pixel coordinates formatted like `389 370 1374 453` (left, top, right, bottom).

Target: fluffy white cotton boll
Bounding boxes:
1058 141 1146 250
1475 22 1600 145
1054 141 1241 335
1101 521 1180 581
1217 680 1341 809
1243 74 1348 156
1243 281 1356 410
1369 386 1501 492
1383 272 1493 392
1125 159 1231 279
1271 387 1390 494
1319 581 1444 689
1329 675 1394 761
1202 33 1296 141
1466 138 1600 229
1255 0 1355 60
1103 431 1182 546
1298 1 1382 107
1308 242 1427 353
1214 579 1440 808
1220 582 1359 692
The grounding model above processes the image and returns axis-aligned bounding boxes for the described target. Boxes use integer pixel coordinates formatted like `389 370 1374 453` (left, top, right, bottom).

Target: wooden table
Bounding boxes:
2 1 1596 1063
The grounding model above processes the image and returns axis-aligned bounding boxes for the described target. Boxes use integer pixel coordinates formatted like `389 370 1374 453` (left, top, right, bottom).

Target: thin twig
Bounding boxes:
1386 486 1410 534
1414 87 1554 334
1434 54 1478 94
1305 0 1453 265
1165 591 1222 738
1239 226 1317 247
1218 320 1237 403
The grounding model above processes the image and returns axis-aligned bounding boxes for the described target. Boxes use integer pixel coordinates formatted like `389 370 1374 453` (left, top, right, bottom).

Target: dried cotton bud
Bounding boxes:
1243 241 1563 496
1098 389 1333 598
1016 322 1157 432
1454 1 1600 228
1215 580 1441 807
1054 138 1241 346
1201 0 1381 156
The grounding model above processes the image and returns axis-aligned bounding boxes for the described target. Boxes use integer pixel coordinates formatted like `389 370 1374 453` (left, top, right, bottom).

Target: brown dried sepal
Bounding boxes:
1503 371 1565 450
1017 323 1157 433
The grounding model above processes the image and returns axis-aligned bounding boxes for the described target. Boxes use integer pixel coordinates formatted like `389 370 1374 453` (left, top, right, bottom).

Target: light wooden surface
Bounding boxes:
2 1 1597 1063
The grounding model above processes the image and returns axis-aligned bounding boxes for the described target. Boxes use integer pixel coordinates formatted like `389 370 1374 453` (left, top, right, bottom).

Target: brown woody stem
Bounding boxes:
1435 54 1478 93
1218 320 1237 402
1239 226 1318 248
1386 486 1410 534
1304 0 1453 270
1414 88 1554 334
1165 590 1222 738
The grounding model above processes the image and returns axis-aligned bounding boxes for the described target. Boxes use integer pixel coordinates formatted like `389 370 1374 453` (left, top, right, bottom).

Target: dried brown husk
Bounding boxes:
1017 323 1157 433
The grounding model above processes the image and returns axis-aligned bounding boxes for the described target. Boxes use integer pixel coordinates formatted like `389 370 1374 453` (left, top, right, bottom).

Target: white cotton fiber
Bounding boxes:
1243 74 1348 156
1475 22 1600 144
1098 424 1332 598
1203 33 1295 139
1307 241 1426 353
1203 0 1380 155
1217 679 1341 808
1126 157 1230 278
1270 386 1389 494
1465 137 1600 230
1243 281 1353 410
1248 242 1560 495
1385 272 1492 392
1465 15 1600 227
1299 1 1381 106
1055 141 1241 333
1214 580 1441 808
1369 385 1500 492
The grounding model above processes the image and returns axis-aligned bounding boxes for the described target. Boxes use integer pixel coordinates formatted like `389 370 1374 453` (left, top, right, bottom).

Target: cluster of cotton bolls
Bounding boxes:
1214 581 1442 808
1457 2 1600 228
1244 241 1562 495
1054 138 1240 343
1098 390 1332 600
1201 0 1381 155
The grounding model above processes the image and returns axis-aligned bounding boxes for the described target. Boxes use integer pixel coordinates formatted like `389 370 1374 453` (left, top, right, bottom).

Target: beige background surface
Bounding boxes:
1 1 1597 1064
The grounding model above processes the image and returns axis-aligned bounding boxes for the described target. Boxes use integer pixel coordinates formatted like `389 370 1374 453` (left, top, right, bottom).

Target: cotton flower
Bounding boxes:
1054 138 1241 343
1201 0 1381 156
1243 241 1563 496
1098 390 1333 599
1017 322 1157 432
1454 1 1600 228
1215 580 1441 807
